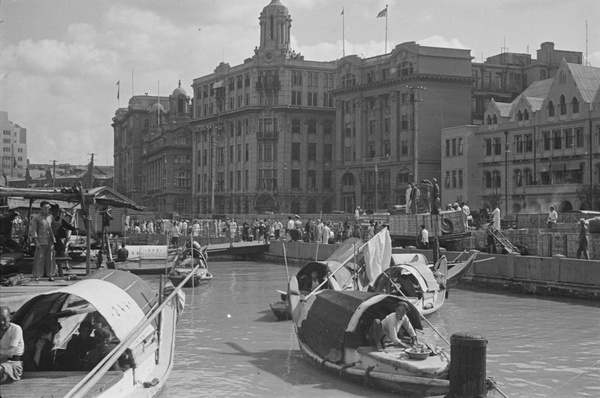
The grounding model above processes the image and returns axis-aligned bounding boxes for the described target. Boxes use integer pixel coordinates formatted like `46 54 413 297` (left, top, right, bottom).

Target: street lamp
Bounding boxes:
407 85 425 183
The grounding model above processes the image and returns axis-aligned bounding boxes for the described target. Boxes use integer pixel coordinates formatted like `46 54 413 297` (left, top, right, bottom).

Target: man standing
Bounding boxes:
491 205 501 230
461 201 470 230
420 180 432 213
0 306 24 384
30 201 55 281
355 206 361 221
577 218 590 260
416 224 429 249
0 210 21 253
547 206 558 230
410 183 420 214
431 178 440 207
273 219 282 240
405 184 412 214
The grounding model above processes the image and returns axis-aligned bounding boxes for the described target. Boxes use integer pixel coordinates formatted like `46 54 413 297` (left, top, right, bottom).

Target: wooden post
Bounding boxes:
448 332 487 398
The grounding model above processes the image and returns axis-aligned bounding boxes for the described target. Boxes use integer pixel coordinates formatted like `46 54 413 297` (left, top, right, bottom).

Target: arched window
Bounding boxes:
559 71 566 84
492 114 498 124
341 172 355 186
396 171 411 185
512 202 522 214
524 168 533 185
559 95 567 115
291 200 301 214
547 101 555 117
486 115 492 125
572 97 579 114
342 73 356 87
517 110 523 121
514 169 523 187
523 109 529 120
175 197 189 213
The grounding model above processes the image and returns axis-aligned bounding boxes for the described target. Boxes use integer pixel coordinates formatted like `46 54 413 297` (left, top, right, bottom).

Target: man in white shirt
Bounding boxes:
491 205 501 230
547 206 558 230
461 201 470 230
417 224 429 249
0 306 24 384
367 302 417 351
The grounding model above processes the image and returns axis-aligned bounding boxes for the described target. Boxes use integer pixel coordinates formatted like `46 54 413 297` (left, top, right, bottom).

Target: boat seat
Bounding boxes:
357 346 449 377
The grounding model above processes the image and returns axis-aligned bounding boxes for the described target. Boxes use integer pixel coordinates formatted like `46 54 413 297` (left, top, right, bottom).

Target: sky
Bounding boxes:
1 0 599 165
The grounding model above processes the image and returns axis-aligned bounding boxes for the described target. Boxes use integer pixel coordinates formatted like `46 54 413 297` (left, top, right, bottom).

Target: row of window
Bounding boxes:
445 138 464 157
199 169 334 192
445 169 464 189
340 63 414 88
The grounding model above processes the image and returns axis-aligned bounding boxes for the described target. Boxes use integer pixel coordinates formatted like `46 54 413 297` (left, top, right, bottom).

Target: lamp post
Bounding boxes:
504 130 509 217
407 85 425 183
374 162 378 212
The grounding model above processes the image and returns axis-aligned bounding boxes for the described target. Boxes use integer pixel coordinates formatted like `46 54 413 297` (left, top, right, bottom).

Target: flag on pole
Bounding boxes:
116 80 120 100
341 8 344 15
376 7 387 18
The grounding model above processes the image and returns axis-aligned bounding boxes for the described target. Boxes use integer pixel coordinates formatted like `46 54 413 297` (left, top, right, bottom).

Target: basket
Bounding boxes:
405 348 431 360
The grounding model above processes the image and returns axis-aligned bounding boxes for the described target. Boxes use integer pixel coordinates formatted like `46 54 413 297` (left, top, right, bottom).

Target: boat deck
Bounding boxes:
1 370 123 398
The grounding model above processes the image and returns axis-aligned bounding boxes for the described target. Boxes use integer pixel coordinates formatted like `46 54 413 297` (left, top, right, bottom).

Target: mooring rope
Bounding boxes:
545 359 600 397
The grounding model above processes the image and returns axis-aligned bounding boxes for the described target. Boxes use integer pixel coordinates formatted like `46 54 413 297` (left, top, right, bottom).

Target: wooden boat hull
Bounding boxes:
445 253 477 288
168 273 212 288
298 338 449 397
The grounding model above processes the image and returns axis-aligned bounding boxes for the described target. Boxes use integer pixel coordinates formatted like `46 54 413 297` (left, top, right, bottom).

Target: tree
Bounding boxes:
577 184 600 211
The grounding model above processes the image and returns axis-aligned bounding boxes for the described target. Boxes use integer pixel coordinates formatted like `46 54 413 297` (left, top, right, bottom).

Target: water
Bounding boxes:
147 261 600 398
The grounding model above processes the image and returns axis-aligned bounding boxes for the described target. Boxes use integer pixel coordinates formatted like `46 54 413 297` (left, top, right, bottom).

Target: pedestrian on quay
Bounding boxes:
486 223 497 253
461 201 470 230
405 184 412 214
431 178 440 207
273 219 282 240
416 224 429 249
491 204 501 230
30 201 56 281
420 180 432 213
547 206 558 230
577 218 590 260
410 183 420 214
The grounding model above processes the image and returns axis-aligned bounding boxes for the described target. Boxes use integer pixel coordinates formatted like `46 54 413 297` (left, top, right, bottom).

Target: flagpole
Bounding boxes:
342 7 345 57
117 81 120 108
385 5 388 54
132 69 134 97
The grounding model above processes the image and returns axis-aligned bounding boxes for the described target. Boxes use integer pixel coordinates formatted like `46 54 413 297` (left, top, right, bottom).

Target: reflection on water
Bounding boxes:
149 261 600 398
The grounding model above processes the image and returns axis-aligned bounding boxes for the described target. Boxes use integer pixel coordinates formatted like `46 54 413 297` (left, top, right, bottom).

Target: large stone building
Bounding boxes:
443 60 600 214
332 43 473 212
0 111 27 182
112 84 192 213
190 0 336 214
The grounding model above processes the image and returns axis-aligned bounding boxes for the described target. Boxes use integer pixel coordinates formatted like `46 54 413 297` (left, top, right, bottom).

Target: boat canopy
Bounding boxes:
13 270 158 343
391 256 440 292
298 290 421 363
296 261 354 291
390 253 428 265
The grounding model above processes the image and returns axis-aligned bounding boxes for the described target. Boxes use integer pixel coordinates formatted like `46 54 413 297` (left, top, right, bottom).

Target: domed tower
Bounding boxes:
258 0 291 53
170 80 190 117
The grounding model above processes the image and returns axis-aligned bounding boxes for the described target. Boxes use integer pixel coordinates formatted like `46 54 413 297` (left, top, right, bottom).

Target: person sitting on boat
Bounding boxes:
58 320 95 371
0 306 24 385
367 302 417 352
116 242 129 262
23 318 62 371
84 327 120 371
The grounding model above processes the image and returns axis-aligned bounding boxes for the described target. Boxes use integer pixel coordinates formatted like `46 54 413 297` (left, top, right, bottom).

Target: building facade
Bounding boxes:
0 111 27 182
332 43 473 213
471 42 583 125
190 0 336 215
446 60 600 215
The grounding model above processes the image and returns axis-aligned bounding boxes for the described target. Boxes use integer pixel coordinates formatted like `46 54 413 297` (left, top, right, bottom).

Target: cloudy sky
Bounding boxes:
1 0 599 165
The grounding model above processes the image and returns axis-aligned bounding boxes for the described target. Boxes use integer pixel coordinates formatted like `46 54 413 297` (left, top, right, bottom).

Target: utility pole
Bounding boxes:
88 153 95 189
51 160 56 187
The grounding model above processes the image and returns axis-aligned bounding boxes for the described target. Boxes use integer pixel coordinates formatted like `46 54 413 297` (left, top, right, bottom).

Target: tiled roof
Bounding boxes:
526 97 545 112
496 102 512 117
568 63 600 103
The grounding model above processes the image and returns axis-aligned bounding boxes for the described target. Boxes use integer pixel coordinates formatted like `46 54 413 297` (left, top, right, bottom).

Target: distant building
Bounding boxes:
0 111 27 182
332 43 473 212
7 163 113 189
444 60 600 215
190 0 336 214
471 42 583 125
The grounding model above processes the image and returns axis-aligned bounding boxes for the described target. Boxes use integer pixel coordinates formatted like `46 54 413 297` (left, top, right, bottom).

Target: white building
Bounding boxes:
0 111 28 182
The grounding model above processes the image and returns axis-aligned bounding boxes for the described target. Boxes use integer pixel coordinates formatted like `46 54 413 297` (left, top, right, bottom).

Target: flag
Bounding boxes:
116 80 120 100
341 8 344 15
376 7 387 18
364 229 392 285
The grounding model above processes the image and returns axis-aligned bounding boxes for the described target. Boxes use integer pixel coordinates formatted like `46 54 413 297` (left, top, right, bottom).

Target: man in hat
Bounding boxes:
355 206 361 220
60 321 95 370
577 218 590 260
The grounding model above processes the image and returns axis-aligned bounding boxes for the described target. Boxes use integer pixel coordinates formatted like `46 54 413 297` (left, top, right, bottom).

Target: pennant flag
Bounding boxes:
341 8 344 15
213 80 224 89
376 7 387 18
116 80 120 100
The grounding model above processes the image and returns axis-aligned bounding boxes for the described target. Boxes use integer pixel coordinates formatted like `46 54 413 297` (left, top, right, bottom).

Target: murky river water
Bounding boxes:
145 261 600 398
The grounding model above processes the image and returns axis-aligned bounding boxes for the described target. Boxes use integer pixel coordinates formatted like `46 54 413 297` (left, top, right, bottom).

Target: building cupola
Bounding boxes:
258 0 291 52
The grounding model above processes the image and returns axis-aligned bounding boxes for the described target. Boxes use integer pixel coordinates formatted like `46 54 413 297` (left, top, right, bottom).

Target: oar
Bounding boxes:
382 271 450 347
304 240 370 301
282 241 290 283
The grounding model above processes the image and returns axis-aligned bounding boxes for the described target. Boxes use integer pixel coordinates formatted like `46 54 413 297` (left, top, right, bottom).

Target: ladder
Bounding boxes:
487 226 518 254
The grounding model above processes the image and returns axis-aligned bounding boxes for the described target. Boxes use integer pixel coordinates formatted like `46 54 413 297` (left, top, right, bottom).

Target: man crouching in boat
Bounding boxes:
367 302 417 352
0 306 24 384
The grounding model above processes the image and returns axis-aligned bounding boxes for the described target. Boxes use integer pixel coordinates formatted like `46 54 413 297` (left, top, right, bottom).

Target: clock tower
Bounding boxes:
258 0 292 59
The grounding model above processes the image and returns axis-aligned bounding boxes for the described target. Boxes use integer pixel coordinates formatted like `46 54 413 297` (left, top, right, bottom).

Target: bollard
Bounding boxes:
447 332 488 398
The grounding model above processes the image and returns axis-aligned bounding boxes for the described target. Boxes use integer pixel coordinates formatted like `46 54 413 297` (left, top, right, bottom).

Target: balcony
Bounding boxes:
257 130 279 140
256 79 281 91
